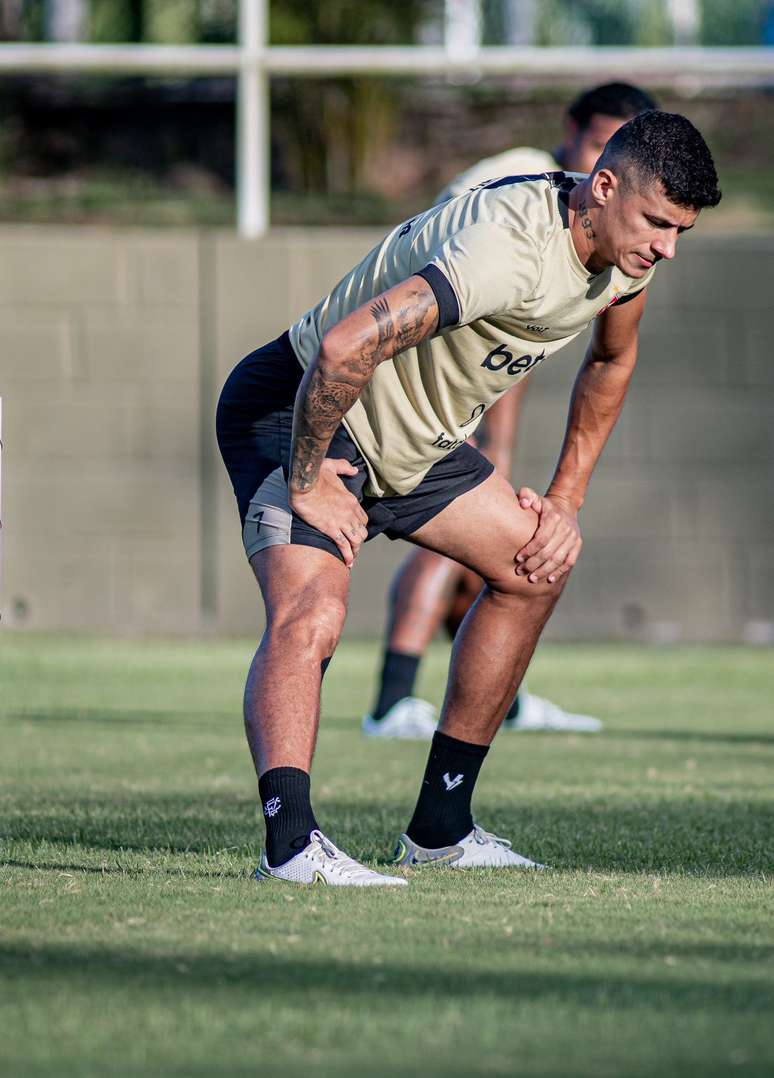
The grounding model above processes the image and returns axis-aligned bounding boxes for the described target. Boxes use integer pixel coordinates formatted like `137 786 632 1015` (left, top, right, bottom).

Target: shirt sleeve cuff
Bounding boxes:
614 288 644 306
416 264 460 330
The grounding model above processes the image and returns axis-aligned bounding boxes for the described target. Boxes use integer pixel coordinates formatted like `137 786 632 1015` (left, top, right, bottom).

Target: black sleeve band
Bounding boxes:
614 288 644 307
416 264 460 330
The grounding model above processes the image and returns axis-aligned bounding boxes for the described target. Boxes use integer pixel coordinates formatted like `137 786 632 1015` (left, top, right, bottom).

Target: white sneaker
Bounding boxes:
393 824 545 870
255 829 407 887
503 691 602 733
361 697 438 740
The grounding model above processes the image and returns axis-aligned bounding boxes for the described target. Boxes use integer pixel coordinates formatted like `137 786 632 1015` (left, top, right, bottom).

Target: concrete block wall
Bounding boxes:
1 227 202 634
1 227 772 641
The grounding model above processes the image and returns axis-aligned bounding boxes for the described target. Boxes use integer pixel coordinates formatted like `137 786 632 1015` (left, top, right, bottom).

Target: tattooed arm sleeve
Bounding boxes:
289 275 439 494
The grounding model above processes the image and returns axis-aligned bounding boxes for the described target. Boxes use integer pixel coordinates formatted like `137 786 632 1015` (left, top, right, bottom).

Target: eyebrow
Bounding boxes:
647 213 694 232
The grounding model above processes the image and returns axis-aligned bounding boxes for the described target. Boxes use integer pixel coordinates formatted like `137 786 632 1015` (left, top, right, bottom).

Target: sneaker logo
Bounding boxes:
443 772 464 791
263 796 282 818
412 849 460 865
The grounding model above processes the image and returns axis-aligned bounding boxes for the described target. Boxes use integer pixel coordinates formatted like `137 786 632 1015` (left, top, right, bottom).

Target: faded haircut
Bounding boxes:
594 111 721 210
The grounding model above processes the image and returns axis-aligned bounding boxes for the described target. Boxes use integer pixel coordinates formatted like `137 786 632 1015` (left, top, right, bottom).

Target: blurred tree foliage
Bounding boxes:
699 0 769 44
269 1 430 195
534 0 770 45
2 0 772 46
87 0 236 43
5 0 433 195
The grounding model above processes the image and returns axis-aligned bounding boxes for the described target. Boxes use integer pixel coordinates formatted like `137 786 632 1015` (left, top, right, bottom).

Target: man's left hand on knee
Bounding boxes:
514 487 582 584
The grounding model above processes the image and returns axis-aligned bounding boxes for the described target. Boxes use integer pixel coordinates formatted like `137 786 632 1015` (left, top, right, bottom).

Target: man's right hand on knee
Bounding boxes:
289 458 369 566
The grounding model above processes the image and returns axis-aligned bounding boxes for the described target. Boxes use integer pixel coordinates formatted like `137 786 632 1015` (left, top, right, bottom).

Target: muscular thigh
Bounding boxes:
408 471 539 591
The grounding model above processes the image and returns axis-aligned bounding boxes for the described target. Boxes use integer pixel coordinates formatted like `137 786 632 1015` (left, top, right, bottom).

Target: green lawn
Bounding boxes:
1 635 772 1078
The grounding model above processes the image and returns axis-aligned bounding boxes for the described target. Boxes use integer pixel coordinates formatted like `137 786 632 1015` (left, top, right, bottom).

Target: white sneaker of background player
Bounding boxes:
394 824 545 870
255 829 407 887
504 691 602 733
361 697 438 740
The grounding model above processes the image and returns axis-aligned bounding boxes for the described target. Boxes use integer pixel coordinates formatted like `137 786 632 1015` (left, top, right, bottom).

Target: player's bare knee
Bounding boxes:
268 594 347 659
485 565 571 603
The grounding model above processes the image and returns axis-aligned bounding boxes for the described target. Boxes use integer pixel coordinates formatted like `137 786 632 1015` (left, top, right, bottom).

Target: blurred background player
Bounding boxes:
363 82 657 740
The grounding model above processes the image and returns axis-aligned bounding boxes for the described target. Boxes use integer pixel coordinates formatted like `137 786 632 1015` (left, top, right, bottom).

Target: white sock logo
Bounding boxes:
443 772 464 791
263 796 282 818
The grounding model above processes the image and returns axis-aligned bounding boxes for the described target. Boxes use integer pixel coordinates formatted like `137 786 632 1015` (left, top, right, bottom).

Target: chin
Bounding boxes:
623 256 649 278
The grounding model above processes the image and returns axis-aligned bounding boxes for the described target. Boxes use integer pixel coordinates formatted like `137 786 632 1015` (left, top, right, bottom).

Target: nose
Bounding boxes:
652 231 677 261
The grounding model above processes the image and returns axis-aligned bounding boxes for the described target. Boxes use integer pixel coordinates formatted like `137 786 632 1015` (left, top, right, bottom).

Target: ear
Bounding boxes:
589 167 618 208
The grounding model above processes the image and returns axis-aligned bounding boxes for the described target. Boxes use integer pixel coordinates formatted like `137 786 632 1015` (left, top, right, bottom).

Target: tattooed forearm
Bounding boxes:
290 366 359 492
578 201 596 240
289 279 438 493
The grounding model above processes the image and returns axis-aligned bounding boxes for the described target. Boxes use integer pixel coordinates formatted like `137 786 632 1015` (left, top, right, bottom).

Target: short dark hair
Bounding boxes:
596 110 722 210
567 82 658 129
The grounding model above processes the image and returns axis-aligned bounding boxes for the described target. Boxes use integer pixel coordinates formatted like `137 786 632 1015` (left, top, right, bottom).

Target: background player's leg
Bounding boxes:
365 548 464 738
443 566 483 638
386 548 465 655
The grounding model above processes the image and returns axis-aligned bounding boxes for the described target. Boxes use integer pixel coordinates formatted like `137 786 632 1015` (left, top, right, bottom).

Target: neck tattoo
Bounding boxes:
578 200 596 241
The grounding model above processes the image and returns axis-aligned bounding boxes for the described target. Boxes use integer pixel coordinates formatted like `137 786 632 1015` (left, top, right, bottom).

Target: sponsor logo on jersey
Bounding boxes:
460 403 486 428
481 344 546 377
432 432 467 452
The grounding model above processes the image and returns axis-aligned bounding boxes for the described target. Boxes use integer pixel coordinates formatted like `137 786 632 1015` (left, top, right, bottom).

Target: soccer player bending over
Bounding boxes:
216 111 720 886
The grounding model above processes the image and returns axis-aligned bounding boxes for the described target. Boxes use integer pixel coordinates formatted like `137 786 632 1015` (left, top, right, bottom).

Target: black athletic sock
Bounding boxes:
504 692 522 723
405 730 489 848
258 767 319 867
371 649 421 719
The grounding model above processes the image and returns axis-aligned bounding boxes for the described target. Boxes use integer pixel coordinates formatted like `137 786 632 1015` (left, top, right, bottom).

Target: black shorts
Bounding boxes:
215 332 493 563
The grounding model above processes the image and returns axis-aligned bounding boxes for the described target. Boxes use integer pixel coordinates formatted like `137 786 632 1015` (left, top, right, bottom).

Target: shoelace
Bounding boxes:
308 830 382 881
472 825 512 849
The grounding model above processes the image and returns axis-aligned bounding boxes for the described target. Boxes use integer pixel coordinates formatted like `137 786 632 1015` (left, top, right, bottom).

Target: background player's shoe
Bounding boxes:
361 697 437 740
393 824 545 870
503 691 602 733
256 830 407 887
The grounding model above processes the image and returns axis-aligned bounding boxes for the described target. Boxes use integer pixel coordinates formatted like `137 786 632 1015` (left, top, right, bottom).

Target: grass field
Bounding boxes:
1 635 773 1077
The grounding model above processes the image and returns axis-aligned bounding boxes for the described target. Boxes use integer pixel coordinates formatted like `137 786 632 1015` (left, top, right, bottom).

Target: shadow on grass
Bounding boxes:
8 708 774 749
2 791 773 876
12 708 774 752
1 941 772 1016
605 729 774 748
1 859 251 880
1 708 231 727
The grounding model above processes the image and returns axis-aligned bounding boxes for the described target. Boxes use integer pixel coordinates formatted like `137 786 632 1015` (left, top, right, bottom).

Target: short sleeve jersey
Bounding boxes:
289 172 655 497
436 146 560 202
